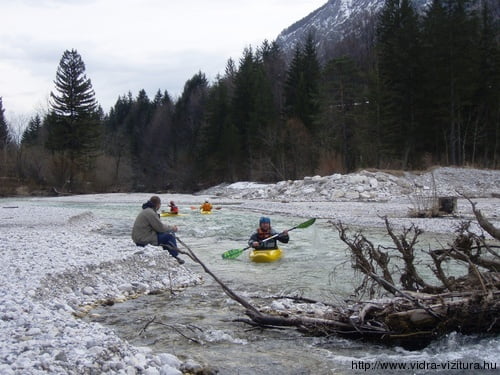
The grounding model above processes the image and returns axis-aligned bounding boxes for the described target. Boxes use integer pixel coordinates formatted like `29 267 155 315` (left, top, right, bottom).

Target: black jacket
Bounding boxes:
248 229 289 250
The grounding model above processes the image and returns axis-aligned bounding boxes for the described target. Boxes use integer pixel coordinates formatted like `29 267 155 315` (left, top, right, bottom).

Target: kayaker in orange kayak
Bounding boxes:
200 200 213 212
248 217 289 250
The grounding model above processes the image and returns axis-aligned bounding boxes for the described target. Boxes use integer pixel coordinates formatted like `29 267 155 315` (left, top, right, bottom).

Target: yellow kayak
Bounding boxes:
249 248 283 263
200 210 212 214
160 212 185 217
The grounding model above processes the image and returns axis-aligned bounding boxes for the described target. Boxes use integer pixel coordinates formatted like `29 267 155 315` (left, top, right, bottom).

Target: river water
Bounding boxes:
41 197 498 374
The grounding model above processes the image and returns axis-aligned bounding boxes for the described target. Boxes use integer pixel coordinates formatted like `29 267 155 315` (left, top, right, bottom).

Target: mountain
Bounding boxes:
275 0 498 64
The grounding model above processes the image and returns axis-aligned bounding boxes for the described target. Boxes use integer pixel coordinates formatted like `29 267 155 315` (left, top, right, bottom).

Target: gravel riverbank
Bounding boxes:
1 166 499 374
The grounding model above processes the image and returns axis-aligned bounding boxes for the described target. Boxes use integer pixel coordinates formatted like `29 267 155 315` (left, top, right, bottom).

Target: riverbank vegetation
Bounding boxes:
1 1 498 195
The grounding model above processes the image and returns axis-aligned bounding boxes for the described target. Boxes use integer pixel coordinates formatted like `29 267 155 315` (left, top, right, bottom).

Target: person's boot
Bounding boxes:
175 256 185 265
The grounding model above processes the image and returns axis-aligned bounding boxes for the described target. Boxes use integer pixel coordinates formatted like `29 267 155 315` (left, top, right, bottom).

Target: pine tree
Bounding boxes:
0 97 8 149
197 77 238 183
102 94 135 186
45 49 100 189
283 33 322 177
318 56 365 172
473 1 500 166
376 0 422 168
21 114 42 146
418 0 443 159
231 47 262 180
421 0 483 165
229 46 280 181
173 72 209 189
284 32 321 132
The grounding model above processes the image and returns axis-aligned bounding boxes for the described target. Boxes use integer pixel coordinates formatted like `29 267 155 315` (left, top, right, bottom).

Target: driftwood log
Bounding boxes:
173 199 500 350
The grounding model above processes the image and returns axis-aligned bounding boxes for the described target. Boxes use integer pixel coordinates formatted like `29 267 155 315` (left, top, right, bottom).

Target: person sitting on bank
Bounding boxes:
132 196 185 264
169 200 179 214
200 200 213 212
248 216 289 250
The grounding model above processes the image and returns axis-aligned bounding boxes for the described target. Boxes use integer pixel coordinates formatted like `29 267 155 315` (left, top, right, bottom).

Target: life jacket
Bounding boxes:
256 227 271 239
255 227 278 249
170 205 179 214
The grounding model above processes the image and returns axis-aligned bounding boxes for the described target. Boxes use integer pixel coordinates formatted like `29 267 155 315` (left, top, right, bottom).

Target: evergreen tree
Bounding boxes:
0 97 8 149
473 1 500 166
284 32 321 132
376 0 422 168
103 94 134 186
421 0 481 165
21 114 42 146
256 40 289 180
45 49 100 189
173 72 209 189
128 89 152 158
284 33 321 176
318 56 365 172
230 47 261 180
230 46 279 180
198 76 238 183
419 0 449 161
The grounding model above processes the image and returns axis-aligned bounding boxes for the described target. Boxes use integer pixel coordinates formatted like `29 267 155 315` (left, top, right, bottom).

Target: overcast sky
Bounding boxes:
0 0 326 119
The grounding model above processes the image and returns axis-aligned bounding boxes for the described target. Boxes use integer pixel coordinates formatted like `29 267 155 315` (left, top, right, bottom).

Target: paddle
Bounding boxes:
221 218 316 259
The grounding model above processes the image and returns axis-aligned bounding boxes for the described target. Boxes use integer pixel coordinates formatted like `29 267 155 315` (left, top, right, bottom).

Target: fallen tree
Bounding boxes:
172 199 500 350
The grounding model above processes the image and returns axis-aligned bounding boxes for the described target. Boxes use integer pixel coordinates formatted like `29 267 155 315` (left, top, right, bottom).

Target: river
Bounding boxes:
56 196 498 374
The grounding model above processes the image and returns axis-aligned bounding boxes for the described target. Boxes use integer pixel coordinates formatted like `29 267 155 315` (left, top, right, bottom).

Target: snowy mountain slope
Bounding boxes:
275 0 498 64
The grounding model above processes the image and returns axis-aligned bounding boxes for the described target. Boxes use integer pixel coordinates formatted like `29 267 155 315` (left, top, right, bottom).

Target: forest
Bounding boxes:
0 0 499 194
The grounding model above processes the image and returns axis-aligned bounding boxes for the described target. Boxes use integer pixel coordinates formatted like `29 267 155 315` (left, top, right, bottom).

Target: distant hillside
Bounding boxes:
275 0 498 64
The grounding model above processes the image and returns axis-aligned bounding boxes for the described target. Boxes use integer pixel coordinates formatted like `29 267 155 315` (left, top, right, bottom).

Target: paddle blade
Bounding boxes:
221 248 245 259
295 218 316 229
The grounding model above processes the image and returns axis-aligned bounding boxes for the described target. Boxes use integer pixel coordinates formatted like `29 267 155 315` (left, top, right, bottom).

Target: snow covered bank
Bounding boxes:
0 205 202 374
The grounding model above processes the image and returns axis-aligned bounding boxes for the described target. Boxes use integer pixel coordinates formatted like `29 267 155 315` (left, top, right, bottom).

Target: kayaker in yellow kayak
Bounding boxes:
248 217 289 250
169 200 179 214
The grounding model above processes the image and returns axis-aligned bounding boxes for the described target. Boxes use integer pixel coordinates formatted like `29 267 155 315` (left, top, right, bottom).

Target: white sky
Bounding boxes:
0 0 326 119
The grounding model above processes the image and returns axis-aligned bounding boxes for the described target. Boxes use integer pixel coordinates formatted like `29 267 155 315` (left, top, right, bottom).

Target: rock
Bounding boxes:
131 282 149 293
319 189 330 196
159 365 182 375
118 283 134 293
330 190 345 199
82 287 94 295
355 185 365 193
368 178 378 188
144 367 161 375
345 191 360 199
54 351 68 362
330 173 342 180
181 359 205 374
127 353 146 371
360 192 372 199
348 175 366 184
157 353 181 368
